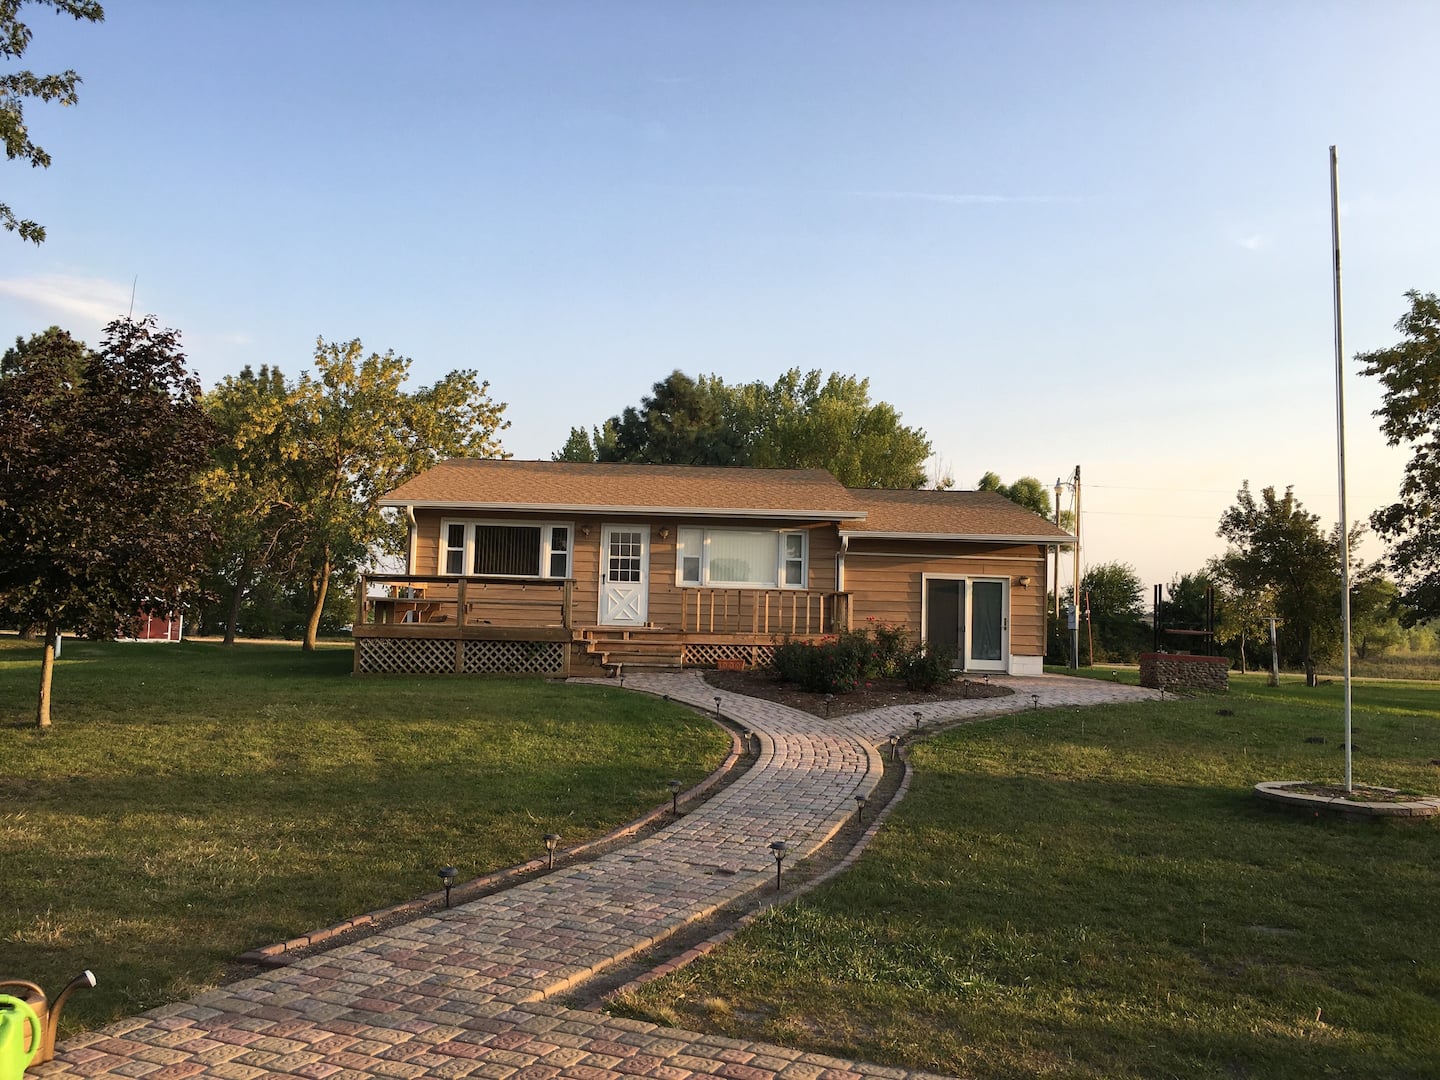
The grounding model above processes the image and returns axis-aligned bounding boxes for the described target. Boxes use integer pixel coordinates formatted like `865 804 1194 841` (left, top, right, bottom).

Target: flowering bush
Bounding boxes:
772 624 958 694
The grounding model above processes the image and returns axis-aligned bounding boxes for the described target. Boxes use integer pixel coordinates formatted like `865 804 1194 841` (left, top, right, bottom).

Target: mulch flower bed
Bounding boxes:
703 668 1012 719
1288 782 1427 803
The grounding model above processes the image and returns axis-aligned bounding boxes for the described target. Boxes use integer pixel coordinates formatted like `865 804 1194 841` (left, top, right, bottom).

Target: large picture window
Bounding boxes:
440 520 572 579
675 528 807 589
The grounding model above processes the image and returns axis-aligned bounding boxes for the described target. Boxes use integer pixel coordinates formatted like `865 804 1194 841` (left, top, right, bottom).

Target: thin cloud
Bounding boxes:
0 273 134 327
851 190 1081 206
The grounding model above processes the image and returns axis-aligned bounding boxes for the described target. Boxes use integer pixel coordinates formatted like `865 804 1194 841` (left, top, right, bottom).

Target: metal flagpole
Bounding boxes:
1330 145 1354 792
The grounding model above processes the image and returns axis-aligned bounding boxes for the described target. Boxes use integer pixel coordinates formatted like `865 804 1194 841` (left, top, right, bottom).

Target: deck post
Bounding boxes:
562 579 573 629
353 575 366 674
457 576 468 627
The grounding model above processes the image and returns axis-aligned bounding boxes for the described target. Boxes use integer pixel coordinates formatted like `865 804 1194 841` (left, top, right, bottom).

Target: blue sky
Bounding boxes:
4 2 1436 596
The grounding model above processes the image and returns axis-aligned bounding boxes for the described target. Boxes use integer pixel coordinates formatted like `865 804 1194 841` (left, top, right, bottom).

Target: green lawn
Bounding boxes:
0 636 728 1031
613 678 1440 1079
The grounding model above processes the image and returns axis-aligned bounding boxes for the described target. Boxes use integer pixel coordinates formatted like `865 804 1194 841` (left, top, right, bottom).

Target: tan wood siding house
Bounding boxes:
356 460 1071 676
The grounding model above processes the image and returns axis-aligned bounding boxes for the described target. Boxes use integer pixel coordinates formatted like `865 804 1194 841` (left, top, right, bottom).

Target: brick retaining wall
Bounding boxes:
1139 652 1230 692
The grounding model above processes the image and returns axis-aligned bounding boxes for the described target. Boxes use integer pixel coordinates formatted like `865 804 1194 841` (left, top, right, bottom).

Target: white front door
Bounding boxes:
600 525 649 625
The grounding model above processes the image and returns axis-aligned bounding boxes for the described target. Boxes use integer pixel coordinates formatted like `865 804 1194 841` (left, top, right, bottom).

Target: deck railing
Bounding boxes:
678 588 851 637
355 574 573 630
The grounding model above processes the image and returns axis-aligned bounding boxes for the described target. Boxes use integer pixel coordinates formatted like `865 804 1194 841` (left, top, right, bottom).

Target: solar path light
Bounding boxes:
769 840 787 892
543 833 560 870
438 866 457 908
854 793 868 823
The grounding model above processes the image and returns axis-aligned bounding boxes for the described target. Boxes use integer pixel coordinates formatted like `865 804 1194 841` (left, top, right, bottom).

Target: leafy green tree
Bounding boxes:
552 425 597 462
1357 290 1440 623
1216 482 1353 672
598 370 739 466
200 364 302 645
2 325 87 379
2 0 105 244
281 338 510 650
1069 561 1148 662
568 368 932 487
1349 572 1405 660
740 369 932 487
1205 553 1273 674
0 317 218 727
976 472 1076 529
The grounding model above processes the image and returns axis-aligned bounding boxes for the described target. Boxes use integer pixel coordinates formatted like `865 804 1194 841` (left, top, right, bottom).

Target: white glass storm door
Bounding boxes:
924 576 1008 672
967 578 1007 672
600 525 649 625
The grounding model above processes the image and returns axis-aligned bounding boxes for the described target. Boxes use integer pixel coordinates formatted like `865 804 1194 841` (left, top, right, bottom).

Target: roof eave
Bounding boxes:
839 530 1074 543
380 499 868 521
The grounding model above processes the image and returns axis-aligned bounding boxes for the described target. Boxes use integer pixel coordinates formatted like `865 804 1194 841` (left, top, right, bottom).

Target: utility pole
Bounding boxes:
1053 477 1064 621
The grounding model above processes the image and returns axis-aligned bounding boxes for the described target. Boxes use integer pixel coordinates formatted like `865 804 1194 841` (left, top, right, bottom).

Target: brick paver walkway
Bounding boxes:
37 673 1157 1080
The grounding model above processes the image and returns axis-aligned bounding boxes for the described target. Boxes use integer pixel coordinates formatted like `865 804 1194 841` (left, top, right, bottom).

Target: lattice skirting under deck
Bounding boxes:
682 643 777 668
357 637 566 675
464 639 566 675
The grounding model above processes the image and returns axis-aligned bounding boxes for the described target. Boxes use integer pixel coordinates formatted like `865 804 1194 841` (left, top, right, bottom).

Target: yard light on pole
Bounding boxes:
824 693 833 718
438 866 457 908
668 778 681 815
1031 694 1039 710
741 726 752 754
854 793 868 823
543 833 560 870
913 710 922 731
889 734 898 761
769 840 787 892
714 696 723 720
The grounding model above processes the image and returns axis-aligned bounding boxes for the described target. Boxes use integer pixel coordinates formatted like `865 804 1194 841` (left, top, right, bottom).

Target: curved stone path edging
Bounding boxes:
37 673 1159 1080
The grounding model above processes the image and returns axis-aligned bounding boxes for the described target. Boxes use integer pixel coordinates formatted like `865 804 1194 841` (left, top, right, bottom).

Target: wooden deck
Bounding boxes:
353 574 849 675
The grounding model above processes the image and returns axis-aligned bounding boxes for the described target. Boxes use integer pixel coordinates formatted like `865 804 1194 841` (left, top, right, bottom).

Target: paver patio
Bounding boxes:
34 672 1158 1080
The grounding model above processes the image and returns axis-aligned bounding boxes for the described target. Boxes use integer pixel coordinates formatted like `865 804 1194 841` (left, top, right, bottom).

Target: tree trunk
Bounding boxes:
1304 626 1317 687
35 621 57 729
303 553 331 651
1238 630 1248 674
224 560 252 646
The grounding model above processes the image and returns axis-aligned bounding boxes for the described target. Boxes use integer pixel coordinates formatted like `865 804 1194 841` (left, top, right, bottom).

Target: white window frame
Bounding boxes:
674 527 808 590
439 519 573 579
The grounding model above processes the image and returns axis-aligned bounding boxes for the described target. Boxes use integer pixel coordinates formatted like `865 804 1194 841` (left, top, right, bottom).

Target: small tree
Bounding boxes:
282 339 510 650
1216 482 1355 675
0 318 219 727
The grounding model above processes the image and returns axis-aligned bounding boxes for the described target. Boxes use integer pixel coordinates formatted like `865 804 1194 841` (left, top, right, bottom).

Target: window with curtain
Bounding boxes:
674 528 806 588
439 520 572 578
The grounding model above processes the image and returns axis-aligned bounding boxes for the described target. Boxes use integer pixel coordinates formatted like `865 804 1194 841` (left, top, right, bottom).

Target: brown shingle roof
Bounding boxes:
382 460 1075 540
842 487 1073 540
381 459 865 519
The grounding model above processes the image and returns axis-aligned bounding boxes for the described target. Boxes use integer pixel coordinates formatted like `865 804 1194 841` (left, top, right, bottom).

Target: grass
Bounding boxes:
0 635 728 1031
612 677 1440 1079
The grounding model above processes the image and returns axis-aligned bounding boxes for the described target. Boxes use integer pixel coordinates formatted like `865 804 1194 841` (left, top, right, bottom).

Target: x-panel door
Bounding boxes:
600 525 649 625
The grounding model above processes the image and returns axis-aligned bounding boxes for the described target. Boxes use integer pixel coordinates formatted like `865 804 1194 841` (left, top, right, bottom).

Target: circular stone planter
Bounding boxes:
1254 780 1440 820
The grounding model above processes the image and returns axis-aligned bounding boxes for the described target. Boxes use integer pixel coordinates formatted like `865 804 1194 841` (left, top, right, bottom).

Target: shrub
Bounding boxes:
896 643 958 690
773 631 871 694
866 619 910 679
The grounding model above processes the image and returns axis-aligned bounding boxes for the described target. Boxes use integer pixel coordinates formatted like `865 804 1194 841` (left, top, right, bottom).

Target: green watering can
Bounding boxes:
0 994 42 1080
0 972 96 1075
